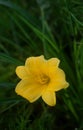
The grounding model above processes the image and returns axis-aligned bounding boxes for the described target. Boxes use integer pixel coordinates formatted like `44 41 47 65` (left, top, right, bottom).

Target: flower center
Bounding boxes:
38 74 50 85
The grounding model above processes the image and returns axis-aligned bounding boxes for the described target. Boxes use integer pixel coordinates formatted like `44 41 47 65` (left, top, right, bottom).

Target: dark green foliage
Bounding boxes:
0 0 83 129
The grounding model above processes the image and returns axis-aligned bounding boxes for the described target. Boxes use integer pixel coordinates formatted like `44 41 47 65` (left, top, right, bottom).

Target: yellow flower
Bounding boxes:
15 55 69 106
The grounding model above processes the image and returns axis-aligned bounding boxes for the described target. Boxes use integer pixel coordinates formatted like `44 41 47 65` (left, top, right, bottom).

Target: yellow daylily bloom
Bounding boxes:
15 55 69 106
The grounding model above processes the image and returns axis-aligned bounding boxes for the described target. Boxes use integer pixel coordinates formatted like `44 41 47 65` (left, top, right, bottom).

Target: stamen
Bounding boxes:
38 74 50 85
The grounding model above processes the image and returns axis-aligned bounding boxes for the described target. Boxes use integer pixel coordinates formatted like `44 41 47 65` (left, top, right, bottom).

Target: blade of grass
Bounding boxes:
0 36 24 52
15 12 59 53
0 0 40 28
0 53 23 65
0 43 9 54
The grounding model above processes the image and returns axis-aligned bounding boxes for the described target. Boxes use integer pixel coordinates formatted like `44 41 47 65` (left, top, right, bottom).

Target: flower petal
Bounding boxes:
47 58 60 67
48 68 69 91
44 58 60 75
25 55 46 74
16 66 28 79
15 79 44 102
42 91 56 106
